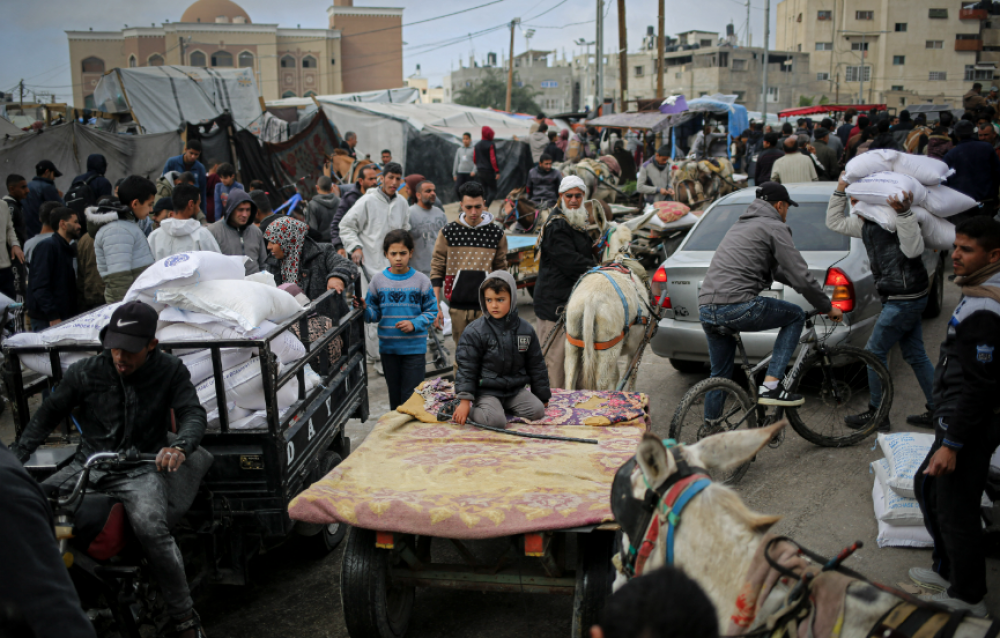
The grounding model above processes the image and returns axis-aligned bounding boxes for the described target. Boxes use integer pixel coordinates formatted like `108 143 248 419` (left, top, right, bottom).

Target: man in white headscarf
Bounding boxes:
531 175 596 388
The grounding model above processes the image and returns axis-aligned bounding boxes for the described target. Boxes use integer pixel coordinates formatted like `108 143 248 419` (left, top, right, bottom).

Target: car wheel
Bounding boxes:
669 358 705 374
922 255 945 319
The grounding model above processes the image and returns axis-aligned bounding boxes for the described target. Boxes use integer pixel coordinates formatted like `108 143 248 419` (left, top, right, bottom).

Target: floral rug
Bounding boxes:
287 386 649 539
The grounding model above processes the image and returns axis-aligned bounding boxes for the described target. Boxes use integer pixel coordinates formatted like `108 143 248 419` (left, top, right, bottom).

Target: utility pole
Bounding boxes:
595 0 604 114
656 0 665 100
19 79 23 109
858 32 866 105
617 0 628 112
761 0 770 126
746 0 751 47
505 19 518 112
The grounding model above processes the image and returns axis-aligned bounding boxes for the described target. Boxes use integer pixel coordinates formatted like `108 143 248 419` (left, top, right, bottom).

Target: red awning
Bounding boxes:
777 104 887 118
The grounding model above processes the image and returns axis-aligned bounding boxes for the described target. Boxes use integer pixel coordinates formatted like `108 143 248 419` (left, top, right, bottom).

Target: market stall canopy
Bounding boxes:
586 111 676 132
777 104 886 118
93 66 263 134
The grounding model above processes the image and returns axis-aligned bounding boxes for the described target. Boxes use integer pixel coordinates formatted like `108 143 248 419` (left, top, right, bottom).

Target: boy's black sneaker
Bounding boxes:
757 385 805 406
845 407 890 432
906 410 934 428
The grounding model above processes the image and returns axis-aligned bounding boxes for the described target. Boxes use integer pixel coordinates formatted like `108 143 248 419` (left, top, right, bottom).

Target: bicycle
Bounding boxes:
669 309 892 484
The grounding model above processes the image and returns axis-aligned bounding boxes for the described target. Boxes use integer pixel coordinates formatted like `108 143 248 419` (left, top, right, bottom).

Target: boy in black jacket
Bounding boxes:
453 270 551 428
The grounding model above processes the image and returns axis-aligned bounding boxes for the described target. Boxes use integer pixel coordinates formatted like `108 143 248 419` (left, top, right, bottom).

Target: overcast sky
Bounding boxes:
0 0 778 105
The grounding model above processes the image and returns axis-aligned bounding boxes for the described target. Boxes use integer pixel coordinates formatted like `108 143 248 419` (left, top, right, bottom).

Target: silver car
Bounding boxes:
649 183 948 372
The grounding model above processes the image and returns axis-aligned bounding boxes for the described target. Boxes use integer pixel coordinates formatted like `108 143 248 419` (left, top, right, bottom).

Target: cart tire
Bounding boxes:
341 528 414 638
571 531 615 638
300 452 348 556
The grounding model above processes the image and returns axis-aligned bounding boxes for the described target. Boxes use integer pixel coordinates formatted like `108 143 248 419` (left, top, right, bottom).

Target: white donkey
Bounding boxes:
611 422 995 637
563 209 658 391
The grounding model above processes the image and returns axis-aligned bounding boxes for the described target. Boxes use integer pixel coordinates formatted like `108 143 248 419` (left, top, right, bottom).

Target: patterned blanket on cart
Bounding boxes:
287 382 649 539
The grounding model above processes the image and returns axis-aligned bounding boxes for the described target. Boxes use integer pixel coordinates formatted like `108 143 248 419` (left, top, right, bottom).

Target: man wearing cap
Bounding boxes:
636 145 675 205
532 175 596 388
700 182 843 410
944 119 1000 221
10 301 209 638
23 160 65 240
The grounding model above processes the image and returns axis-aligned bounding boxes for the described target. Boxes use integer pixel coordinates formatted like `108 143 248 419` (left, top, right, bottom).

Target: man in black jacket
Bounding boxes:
754 133 783 185
944 120 1000 221
11 302 209 637
910 217 1000 617
453 270 550 428
27 207 80 330
329 164 378 255
533 176 596 388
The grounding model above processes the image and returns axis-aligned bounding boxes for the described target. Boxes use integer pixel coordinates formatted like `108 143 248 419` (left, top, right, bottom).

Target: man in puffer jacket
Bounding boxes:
147 184 221 261
208 188 267 275
452 269 550 429
91 175 157 303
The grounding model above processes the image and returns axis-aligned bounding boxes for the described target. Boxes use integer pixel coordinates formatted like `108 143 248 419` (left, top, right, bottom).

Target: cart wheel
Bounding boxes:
341 528 414 638
299 452 347 556
571 531 615 638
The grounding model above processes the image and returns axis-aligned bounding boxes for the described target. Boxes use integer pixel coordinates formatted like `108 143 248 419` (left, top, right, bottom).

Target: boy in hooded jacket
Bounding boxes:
147 184 221 260
208 188 267 275
90 175 157 303
452 270 550 429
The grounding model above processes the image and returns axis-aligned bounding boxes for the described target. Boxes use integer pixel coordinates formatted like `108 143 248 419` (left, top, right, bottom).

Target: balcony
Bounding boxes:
960 7 988 20
956 38 984 51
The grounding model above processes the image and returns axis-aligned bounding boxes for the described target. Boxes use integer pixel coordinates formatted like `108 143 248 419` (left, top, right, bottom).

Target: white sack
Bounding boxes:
230 406 291 431
850 202 897 232
845 172 928 207
992 447 1000 472
159 307 235 326
912 206 956 250
154 280 304 330
156 323 215 355
125 252 248 302
873 480 934 548
440 301 452 337
195 358 315 411
844 149 896 183
179 348 254 385
872 459 924 526
11 333 91 377
199 320 306 364
878 431 935 498
922 185 978 218
4 303 124 347
892 153 955 186
245 271 277 287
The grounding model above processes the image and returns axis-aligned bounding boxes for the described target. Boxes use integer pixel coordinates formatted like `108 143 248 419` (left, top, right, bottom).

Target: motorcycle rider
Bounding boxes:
11 301 208 638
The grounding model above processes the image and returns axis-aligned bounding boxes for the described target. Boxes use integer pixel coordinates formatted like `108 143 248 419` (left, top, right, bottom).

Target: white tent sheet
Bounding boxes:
319 102 410 171
93 66 262 135
0 116 25 137
265 87 420 109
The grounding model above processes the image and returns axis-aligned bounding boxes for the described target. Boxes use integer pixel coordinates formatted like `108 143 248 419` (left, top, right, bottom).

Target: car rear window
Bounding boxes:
682 202 850 252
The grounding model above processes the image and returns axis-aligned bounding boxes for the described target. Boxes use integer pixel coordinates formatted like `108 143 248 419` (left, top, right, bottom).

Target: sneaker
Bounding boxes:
373 359 384 376
919 590 988 617
845 407 890 432
906 410 934 428
909 567 949 592
757 385 805 406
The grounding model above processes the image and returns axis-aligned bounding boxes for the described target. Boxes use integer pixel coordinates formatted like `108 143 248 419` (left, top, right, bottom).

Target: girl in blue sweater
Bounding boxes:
359 229 438 409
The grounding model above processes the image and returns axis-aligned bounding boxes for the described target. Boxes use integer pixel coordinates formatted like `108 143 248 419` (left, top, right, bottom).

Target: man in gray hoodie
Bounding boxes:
699 182 842 411
306 176 340 243
207 189 267 275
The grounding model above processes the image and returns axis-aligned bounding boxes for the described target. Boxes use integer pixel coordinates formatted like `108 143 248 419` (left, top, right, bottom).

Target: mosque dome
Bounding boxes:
180 0 252 24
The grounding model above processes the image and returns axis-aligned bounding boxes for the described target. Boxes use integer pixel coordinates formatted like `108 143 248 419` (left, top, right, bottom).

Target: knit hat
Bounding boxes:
559 175 586 194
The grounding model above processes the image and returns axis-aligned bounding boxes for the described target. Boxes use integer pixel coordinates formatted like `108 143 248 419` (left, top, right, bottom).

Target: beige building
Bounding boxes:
776 0 994 108
67 0 402 108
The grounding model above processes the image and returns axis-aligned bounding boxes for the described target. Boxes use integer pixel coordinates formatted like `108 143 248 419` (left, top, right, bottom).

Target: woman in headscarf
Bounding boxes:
556 129 570 153
263 217 358 324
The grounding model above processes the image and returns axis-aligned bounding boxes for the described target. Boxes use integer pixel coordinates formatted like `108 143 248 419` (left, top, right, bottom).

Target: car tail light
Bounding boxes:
824 267 855 312
651 266 672 309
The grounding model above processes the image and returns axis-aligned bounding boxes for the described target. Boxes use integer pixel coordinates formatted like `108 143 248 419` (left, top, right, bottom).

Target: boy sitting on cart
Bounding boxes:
452 270 551 429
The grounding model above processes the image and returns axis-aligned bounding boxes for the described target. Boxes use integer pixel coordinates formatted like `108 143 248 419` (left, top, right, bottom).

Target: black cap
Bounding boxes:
36 159 62 177
100 301 159 353
153 197 174 215
756 182 798 207
956 119 976 138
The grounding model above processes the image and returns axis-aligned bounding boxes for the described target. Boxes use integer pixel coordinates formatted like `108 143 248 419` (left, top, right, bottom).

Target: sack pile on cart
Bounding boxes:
843 149 972 250
8 251 318 430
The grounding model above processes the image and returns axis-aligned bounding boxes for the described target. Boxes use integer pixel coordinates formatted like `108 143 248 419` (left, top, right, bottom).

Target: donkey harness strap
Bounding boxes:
565 265 647 349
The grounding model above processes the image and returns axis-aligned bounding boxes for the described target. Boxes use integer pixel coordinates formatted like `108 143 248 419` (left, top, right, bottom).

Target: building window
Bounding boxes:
817 10 832 20
280 55 296 68
929 71 947 81
965 65 994 80
733 90 746 102
895 23 907 32
893 55 905 65
732 59 747 71
926 40 943 49
634 65 644 76
891 85 904 91
817 72 830 80
84 95 96 109
189 50 206 66
302 56 317 69
797 44 802 51
675 72 683 78
816 42 833 51
148 54 164 67
928 8 948 19
128 55 137 68
851 42 869 51
81 57 104 74
700 39 712 47
211 51 233 67
719 52 729 66
238 52 254 68
761 86 779 102
957 33 981 40
845 65 871 82
900 97 906 106
282 91 297 98
856 10 873 20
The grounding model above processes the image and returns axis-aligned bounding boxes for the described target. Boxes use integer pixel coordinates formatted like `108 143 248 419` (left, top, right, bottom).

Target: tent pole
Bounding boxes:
115 68 143 133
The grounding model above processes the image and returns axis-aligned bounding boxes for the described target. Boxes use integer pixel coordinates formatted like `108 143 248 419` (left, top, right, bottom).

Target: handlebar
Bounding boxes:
56 450 158 508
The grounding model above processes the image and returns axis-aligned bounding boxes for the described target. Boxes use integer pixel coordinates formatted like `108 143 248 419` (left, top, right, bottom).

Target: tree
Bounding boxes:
798 95 814 107
454 69 541 113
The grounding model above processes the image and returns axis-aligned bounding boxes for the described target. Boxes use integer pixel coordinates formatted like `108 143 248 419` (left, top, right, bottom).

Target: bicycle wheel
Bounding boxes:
669 377 758 484
786 345 892 447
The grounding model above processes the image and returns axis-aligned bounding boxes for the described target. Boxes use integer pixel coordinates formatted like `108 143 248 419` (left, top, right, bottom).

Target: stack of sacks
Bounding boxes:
6 303 124 376
872 432 992 548
844 150 974 251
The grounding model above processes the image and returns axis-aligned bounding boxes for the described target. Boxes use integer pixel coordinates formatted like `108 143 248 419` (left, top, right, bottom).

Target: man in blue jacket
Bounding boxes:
27 207 80 330
23 160 64 240
944 120 1000 223
161 140 206 216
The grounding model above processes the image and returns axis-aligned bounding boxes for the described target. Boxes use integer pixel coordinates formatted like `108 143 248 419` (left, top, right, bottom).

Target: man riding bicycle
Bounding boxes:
699 182 843 412
10 302 209 638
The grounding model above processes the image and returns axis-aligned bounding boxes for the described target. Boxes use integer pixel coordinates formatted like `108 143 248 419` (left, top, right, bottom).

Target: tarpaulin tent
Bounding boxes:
93 66 263 135
0 122 182 193
265 87 421 110
669 94 749 160
0 116 25 138
586 111 675 132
